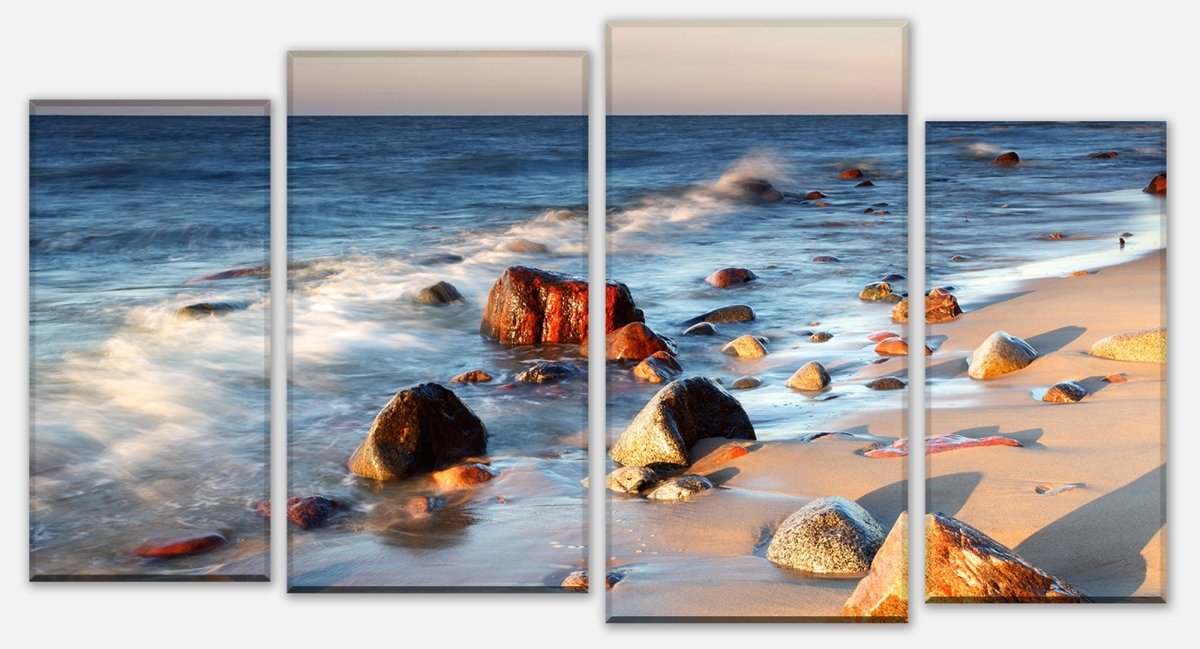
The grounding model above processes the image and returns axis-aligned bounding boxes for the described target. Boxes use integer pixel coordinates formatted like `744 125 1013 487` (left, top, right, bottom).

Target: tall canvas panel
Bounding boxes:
29 100 271 580
287 52 589 591
605 22 910 620
924 121 1166 603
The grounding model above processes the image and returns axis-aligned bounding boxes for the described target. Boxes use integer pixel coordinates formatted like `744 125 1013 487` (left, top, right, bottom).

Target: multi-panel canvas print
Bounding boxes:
29 100 271 580
605 22 910 620
924 121 1166 603
286 52 589 591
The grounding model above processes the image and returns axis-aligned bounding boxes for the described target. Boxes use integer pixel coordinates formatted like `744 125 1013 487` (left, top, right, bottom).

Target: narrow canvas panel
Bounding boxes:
924 121 1166 603
605 22 910 621
286 52 589 592
29 100 271 580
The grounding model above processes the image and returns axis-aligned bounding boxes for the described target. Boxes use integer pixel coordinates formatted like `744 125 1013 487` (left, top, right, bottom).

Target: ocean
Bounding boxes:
286 115 588 590
29 115 270 578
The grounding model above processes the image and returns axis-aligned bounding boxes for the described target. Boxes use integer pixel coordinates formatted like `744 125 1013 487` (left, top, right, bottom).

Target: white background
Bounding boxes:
2 0 1192 646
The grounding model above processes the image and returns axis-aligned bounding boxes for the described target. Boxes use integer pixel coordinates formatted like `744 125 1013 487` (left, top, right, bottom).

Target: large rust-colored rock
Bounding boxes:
1143 173 1166 195
348 383 488 481
480 266 642 345
609 377 755 469
926 513 1089 602
843 512 908 620
586 322 677 361
134 532 227 559
838 168 865 180
891 288 962 324
993 151 1021 167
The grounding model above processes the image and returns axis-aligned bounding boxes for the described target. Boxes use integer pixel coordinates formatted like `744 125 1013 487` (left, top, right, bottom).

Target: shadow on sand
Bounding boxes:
925 471 983 519
1015 463 1165 601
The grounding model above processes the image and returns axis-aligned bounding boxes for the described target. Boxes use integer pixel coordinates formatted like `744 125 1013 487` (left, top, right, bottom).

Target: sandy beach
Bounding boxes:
925 249 1165 601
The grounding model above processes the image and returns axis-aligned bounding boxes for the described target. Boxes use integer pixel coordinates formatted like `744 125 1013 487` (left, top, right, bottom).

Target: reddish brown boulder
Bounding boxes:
431 463 497 490
134 532 227 559
349 383 488 481
843 512 908 619
585 322 678 360
993 151 1021 166
805 191 827 200
480 266 642 345
838 168 865 180
926 513 1089 602
286 495 339 529
1085 151 1118 159
705 267 758 288
891 288 962 324
1143 173 1166 195
632 351 682 383
874 337 932 356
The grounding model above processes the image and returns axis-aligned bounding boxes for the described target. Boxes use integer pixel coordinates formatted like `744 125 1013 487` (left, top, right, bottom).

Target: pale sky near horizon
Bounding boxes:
289 53 587 116
30 101 268 116
609 22 906 115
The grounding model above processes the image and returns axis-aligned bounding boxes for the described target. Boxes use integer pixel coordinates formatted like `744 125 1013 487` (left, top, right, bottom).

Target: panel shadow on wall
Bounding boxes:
924 121 1166 603
29 100 271 580
286 51 589 592
605 21 910 621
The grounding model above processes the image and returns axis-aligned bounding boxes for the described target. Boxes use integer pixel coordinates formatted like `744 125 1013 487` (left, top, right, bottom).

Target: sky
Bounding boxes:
289 52 587 115
30 100 268 115
609 21 907 115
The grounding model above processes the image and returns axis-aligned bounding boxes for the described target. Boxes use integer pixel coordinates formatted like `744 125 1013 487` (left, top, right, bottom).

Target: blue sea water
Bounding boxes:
606 115 910 437
926 121 1167 289
29 115 270 578
287 116 588 589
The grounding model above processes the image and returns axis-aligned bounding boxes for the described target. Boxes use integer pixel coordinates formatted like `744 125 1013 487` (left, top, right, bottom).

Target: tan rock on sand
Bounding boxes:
843 512 908 619
646 475 713 501
891 288 962 324
1088 327 1166 363
967 331 1038 379
604 466 659 494
786 361 831 391
926 513 1089 602
609 377 755 469
766 496 885 575
722 334 768 358
1043 380 1087 403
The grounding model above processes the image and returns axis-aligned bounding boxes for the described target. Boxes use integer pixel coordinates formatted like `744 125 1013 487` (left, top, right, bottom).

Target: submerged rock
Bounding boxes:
786 361 831 391
843 512 909 619
430 463 496 490
590 322 677 360
1143 173 1166 195
766 496 885 574
516 362 579 384
349 383 488 481
283 495 339 529
859 281 892 301
1043 381 1087 403
185 266 267 284
866 377 907 391
134 532 227 559
838 168 865 180
683 322 719 336
993 151 1021 167
480 266 642 345
729 178 784 203
646 475 713 501
450 369 493 384
856 180 875 188
926 513 1089 602
722 334 768 358
609 377 755 469
1088 327 1166 363
679 304 756 327
968 331 1038 379
561 570 622 592
1085 151 1118 159
414 281 465 305
501 238 549 253
805 191 827 200
706 267 758 288
175 301 247 318
809 331 833 343
633 351 682 383
811 255 841 263
605 466 659 494
730 376 762 390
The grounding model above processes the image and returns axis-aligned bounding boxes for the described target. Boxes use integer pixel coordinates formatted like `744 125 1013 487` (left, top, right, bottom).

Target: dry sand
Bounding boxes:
925 248 1166 602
